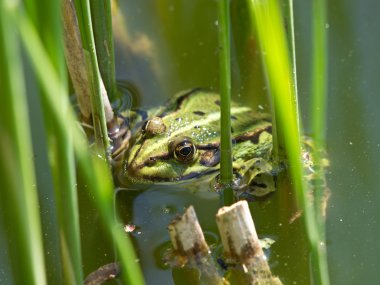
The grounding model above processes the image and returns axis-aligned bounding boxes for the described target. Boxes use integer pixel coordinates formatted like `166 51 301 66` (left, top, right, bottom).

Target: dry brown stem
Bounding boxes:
216 201 282 285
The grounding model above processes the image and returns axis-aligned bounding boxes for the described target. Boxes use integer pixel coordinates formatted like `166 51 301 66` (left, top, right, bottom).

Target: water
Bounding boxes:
81 1 380 284
115 180 313 284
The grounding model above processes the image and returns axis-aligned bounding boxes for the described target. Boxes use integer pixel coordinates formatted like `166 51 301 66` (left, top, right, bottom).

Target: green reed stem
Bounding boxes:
218 0 234 206
27 0 83 283
73 0 110 154
310 0 329 282
284 0 299 122
90 0 118 101
20 18 82 285
311 0 328 148
0 4 47 284
248 1 330 284
18 14 145 285
24 0 70 283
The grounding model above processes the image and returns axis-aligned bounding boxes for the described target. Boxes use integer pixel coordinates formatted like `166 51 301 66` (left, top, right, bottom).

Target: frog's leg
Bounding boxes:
246 158 277 198
231 157 279 200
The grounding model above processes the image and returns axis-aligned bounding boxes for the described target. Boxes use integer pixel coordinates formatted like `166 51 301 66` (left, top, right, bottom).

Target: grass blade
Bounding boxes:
17 14 145 285
91 0 118 101
310 0 329 282
0 3 47 284
73 0 110 152
217 0 234 206
24 0 83 283
311 0 328 148
247 0 330 284
283 0 299 114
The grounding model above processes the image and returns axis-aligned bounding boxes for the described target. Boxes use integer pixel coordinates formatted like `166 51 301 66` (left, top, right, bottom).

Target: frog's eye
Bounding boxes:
142 117 166 137
170 137 197 163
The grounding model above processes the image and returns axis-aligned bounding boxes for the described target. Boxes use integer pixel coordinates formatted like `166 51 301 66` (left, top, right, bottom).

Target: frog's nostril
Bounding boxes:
145 157 156 166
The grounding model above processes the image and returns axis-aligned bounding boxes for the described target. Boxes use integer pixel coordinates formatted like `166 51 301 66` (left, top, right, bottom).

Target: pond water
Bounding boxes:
81 1 380 284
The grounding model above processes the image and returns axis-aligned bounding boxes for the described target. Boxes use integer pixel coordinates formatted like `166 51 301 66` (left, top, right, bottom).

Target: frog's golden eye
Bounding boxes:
170 137 197 163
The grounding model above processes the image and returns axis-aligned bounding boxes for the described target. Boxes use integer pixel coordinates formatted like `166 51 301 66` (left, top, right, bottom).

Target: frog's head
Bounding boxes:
119 89 269 186
122 115 221 184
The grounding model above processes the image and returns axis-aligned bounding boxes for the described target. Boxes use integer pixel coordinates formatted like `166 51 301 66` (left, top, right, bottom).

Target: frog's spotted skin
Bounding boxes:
119 89 275 197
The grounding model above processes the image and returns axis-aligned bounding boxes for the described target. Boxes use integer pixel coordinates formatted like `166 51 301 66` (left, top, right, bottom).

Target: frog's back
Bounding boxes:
157 89 271 143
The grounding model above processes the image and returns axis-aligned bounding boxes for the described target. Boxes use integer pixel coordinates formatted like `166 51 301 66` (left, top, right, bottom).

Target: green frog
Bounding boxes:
116 88 279 198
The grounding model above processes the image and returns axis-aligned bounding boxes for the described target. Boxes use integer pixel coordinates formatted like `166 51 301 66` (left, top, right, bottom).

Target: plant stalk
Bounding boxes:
218 0 234 206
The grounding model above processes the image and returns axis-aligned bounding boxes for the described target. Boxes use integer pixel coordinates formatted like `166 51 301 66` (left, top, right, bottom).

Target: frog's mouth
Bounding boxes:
124 147 221 183
146 169 220 183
